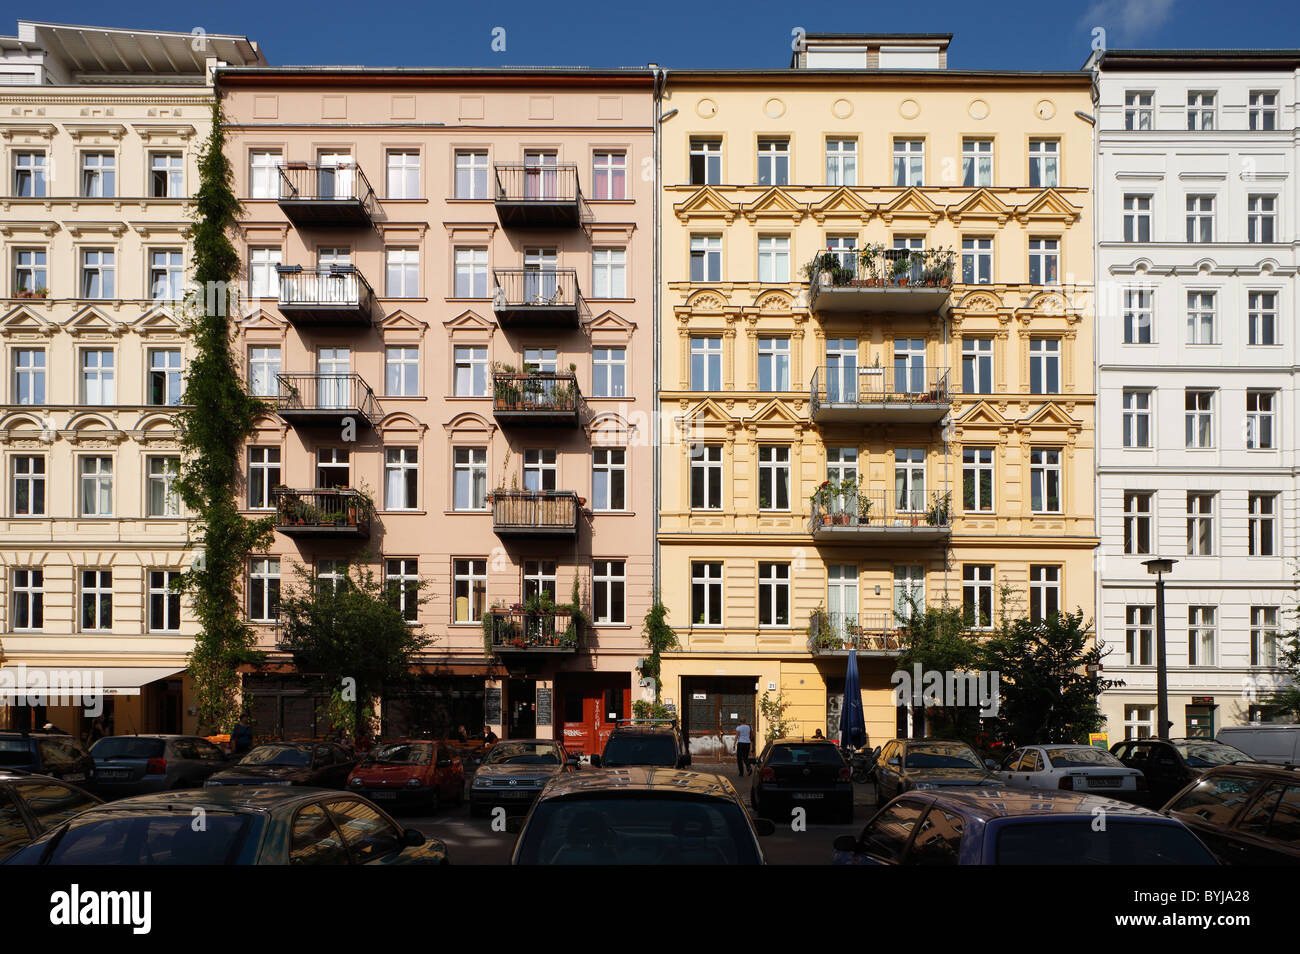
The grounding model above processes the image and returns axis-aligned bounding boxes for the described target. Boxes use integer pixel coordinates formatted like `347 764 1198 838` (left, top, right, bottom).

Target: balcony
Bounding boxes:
492 372 583 427
275 373 381 431
276 266 377 326
486 608 583 655
272 488 372 540
277 162 377 226
807 612 903 657
809 489 952 543
493 163 588 227
811 366 951 424
492 268 582 327
491 490 581 538
809 247 954 316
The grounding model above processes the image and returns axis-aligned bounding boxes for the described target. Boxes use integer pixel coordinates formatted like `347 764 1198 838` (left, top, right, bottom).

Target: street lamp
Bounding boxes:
1142 558 1178 738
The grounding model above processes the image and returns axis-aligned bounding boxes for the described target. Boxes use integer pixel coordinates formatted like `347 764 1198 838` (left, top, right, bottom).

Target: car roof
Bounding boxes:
908 787 1165 821
0 731 71 739
72 786 348 815
92 734 194 741
608 725 678 737
539 767 737 800
1196 762 1300 779
768 737 838 746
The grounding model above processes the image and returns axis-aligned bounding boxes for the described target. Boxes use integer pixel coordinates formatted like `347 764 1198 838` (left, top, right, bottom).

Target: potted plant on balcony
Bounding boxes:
891 251 912 287
802 250 853 290
808 605 839 650
925 491 952 527
854 477 873 524
15 286 48 300
857 244 883 286
809 480 835 525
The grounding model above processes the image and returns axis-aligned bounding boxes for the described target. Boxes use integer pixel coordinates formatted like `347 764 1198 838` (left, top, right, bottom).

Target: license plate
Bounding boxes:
64 774 87 783
97 770 130 780
1089 777 1121 787
792 793 825 800
370 791 397 799
497 790 533 799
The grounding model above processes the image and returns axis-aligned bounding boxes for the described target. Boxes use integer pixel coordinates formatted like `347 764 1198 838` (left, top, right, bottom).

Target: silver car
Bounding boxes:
89 735 229 798
997 744 1146 801
469 739 578 817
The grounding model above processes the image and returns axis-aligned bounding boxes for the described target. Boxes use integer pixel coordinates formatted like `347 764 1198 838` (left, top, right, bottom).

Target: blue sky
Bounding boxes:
13 0 1300 71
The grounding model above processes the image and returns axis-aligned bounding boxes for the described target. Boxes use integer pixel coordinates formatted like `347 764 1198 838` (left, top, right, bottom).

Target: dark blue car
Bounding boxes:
831 788 1218 865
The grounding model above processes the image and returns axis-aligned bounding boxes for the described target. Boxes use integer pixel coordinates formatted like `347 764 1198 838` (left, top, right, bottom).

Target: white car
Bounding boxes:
997 745 1146 800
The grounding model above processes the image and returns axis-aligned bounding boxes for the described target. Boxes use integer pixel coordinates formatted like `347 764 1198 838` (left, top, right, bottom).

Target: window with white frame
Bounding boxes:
757 236 790 283
13 247 46 296
385 345 419 396
385 447 419 510
757 446 790 511
1124 704 1155 739
11 455 45 516
961 337 993 393
827 564 858 635
1123 288 1154 344
454 150 489 199
147 348 182 406
386 150 420 199
961 237 992 285
1124 91 1154 130
892 139 924 186
315 447 350 489
1123 195 1152 243
1029 337 1060 394
1248 291 1278 346
1246 390 1276 450
80 249 115 299
757 337 790 391
826 138 857 186
1186 91 1216 130
593 559 626 624
147 456 180 517
249 346 281 398
453 246 488 298
1028 139 1058 188
80 569 113 631
691 561 722 626
758 562 790 627
12 348 45 405
386 558 420 622
247 446 280 510
757 138 789 187
249 150 282 199
12 569 43 630
454 346 488 397
1124 491 1153 555
592 347 626 397
1188 607 1216 667
826 446 858 488
689 336 722 390
1028 237 1058 284
13 151 46 197
1185 390 1214 448
689 138 722 186
81 152 115 197
523 448 557 492
961 138 993 187
1247 195 1277 244
690 234 722 282
1030 448 1062 514
79 456 113 516
592 448 626 511
453 447 487 510
249 558 280 622
385 248 419 298
149 570 182 631
1185 195 1214 243
824 236 857 276
592 150 627 200
592 247 627 298
1028 565 1060 622
962 447 994 513
149 249 184 302
1186 492 1215 555
963 564 994 630
1249 492 1277 557
1126 606 1154 666
1186 291 1215 344
1249 91 1278 130
81 349 115 404
315 559 348 595
1251 607 1281 667
522 560 557 602
894 565 924 623
453 559 486 623
249 247 281 300
1122 389 1152 448
149 152 183 198
690 444 722 510
895 448 925 512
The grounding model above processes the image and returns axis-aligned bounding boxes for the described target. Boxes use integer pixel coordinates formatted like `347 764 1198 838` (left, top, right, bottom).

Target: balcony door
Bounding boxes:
317 151 354 200
893 338 926 395
317 347 351 408
523 151 559 200
825 338 858 403
318 247 353 304
524 248 558 303
827 564 858 640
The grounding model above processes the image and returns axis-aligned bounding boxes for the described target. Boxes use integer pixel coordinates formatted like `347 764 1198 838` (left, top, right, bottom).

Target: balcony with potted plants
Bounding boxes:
809 484 952 543
271 487 373 540
491 364 585 428
491 267 582 327
806 607 902 657
276 264 378 326
482 592 585 656
810 364 951 424
493 162 590 228
276 161 378 227
808 245 955 316
275 372 381 431
490 488 582 538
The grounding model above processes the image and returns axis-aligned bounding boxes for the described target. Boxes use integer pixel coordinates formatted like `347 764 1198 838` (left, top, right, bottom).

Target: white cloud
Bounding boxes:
1079 0 1177 45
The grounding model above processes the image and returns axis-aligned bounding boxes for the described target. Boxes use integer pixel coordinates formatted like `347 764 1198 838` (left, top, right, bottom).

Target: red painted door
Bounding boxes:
559 680 630 759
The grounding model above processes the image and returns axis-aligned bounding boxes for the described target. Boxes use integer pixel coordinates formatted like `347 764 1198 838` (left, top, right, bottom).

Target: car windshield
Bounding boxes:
1046 747 1124 769
483 742 560 766
369 743 433 766
601 736 677 767
0 740 33 765
27 811 253 865
91 738 166 760
996 820 1216 865
1172 742 1251 768
768 744 844 766
904 743 983 770
239 745 311 767
515 796 762 865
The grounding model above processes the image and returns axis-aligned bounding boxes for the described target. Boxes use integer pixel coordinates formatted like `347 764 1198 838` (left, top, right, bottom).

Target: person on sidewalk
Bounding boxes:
735 719 753 776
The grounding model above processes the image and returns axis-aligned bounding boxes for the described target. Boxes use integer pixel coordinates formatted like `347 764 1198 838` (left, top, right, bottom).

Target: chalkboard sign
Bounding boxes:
485 687 502 725
536 687 552 727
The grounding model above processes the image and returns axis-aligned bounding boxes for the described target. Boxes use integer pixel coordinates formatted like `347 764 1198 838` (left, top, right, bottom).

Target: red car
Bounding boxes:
346 740 464 813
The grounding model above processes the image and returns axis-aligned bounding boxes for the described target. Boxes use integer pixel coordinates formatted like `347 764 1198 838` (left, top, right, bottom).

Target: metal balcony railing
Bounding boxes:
811 366 951 422
809 489 953 537
490 489 581 536
809 247 955 314
272 488 372 538
487 608 583 652
807 612 904 654
493 163 587 226
276 373 381 428
277 162 377 224
492 371 584 425
276 265 377 325
492 268 582 325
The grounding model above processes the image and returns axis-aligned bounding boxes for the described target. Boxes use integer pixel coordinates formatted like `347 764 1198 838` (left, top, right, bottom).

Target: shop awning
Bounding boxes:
0 666 184 696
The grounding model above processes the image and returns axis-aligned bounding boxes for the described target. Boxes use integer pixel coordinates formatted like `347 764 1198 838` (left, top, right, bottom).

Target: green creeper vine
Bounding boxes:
640 597 679 703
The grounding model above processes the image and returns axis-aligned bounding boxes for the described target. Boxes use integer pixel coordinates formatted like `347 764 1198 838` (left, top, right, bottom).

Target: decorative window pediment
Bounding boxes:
742 187 806 224
673 186 739 224
810 187 873 224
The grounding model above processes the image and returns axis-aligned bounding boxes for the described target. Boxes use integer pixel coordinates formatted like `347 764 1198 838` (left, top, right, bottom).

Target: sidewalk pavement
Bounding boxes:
697 761 878 808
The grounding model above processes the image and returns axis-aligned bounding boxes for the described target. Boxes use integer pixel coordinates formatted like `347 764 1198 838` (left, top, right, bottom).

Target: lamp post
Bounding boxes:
1142 558 1178 738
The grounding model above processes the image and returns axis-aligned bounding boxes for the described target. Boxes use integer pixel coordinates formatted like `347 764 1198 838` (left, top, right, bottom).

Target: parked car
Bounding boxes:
1161 762 1300 864
347 739 464 813
590 720 691 769
873 739 999 805
0 770 101 862
89 734 229 798
470 739 578 817
996 744 1146 802
750 738 853 823
1216 725 1300 766
832 788 1217 865
0 731 94 786
3 787 448 865
204 741 356 789
1110 738 1254 807
512 766 773 864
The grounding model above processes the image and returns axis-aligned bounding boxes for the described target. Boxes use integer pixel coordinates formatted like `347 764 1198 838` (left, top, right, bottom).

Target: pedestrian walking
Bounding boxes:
735 719 753 776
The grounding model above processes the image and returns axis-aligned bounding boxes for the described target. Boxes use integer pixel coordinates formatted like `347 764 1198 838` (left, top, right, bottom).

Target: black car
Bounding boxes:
3 787 448 866
0 770 102 861
750 738 853 823
873 738 999 805
1161 762 1300 864
89 734 230 798
590 720 691 769
1110 738 1254 807
0 731 94 786
204 742 356 789
513 767 774 864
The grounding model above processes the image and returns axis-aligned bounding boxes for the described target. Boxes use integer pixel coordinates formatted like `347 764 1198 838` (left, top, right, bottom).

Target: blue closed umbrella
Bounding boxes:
839 649 866 750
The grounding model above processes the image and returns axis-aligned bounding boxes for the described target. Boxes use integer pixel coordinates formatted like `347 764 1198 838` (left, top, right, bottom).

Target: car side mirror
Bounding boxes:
753 818 776 837
888 757 901 767
402 829 426 848
833 834 862 853
872 746 881 757
589 754 601 768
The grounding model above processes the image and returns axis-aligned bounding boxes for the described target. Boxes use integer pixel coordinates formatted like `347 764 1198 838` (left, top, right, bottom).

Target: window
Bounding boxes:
756 138 789 186
81 152 115 197
757 337 790 391
249 150 282 199
592 347 626 398
12 348 45 405
12 569 43 630
1124 704 1155 739
80 349 115 404
11 456 45 516
454 150 489 199
961 139 993 187
592 150 626 200
1185 195 1214 243
316 559 348 595
453 559 486 623
453 246 488 298
1123 195 1152 243
758 562 790 627
824 236 857 277
896 338 930 395
690 562 723 626
1124 91 1154 130
386 558 419 622
1029 338 1060 394
592 448 626 511
249 247 282 300
149 152 183 198
1030 448 1061 513
385 448 419 510
453 448 487 510
148 249 184 302
893 565 924 622
961 337 992 393
80 570 112 631
385 248 419 298
690 235 722 282
757 446 790 511
1246 391 1276 450
963 565 994 630
1188 607 1216 667
962 448 994 513
1126 606 1154 667
1122 390 1152 448
1185 390 1214 448
757 236 790 283
249 346 281 398
523 561 557 602
690 444 722 510
593 560 626 624
1124 492 1153 555
1028 238 1058 284
1029 566 1060 622
146 348 182 406
523 448 557 492
149 570 182 632
79 456 113 516
1186 291 1215 344
1028 139 1059 188
1248 91 1278 131
1187 91 1216 130
1251 607 1281 667
80 249 115 299
14 248 47 296
248 447 281 510
147 456 180 517
1186 492 1215 555
592 248 627 298
689 336 722 390
894 448 925 512
1248 292 1278 346
824 338 858 402
385 346 419 397
13 151 46 197
1122 288 1153 344
892 139 924 186
826 138 857 186
249 558 280 623
386 150 420 199
1248 195 1277 244
826 446 858 488
310 447 347 490
961 237 992 285
1249 493 1277 556
689 139 722 185
454 346 488 397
